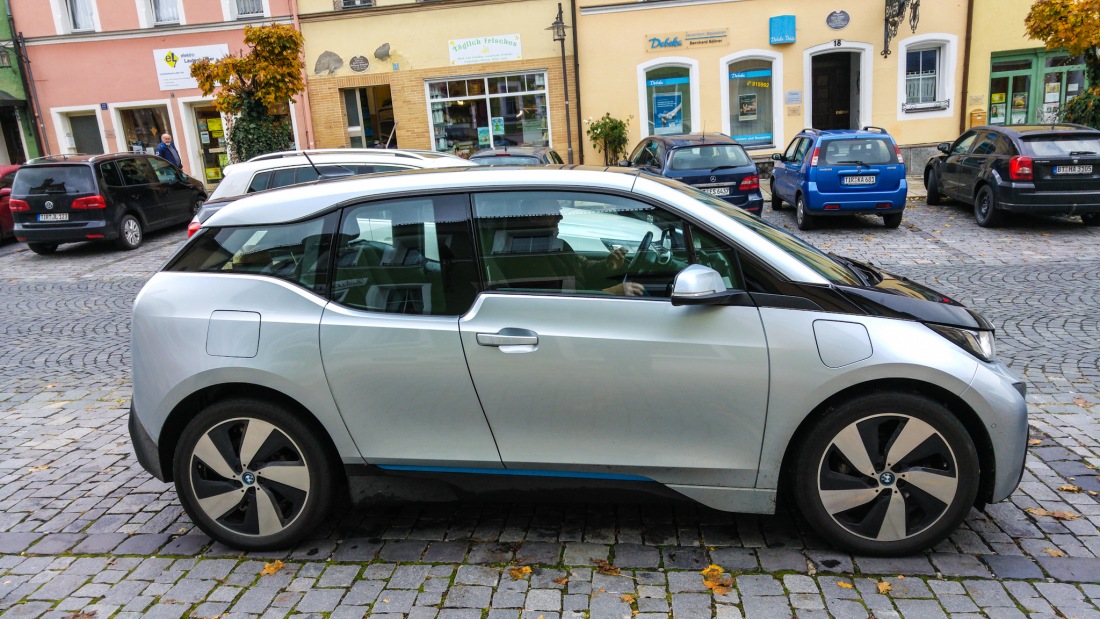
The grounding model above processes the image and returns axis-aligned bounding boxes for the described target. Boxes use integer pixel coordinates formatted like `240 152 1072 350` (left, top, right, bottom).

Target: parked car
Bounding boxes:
622 133 763 215
130 166 1026 555
188 148 476 237
11 153 206 254
470 146 564 166
924 123 1100 227
0 164 19 241
770 127 908 230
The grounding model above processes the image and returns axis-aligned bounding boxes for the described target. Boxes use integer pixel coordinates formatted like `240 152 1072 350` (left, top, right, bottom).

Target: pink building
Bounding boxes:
11 0 313 188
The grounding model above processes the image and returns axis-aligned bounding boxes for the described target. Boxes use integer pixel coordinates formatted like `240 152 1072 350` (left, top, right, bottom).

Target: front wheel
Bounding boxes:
974 186 1003 228
882 213 903 229
794 392 979 556
173 399 339 550
115 214 143 250
795 195 815 231
1083 213 1100 227
770 178 784 210
925 169 942 206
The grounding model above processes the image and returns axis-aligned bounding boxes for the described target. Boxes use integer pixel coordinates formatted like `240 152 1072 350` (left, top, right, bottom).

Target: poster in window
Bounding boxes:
478 127 491 146
991 92 1005 104
491 117 505 135
1044 82 1061 103
208 118 223 132
989 103 1006 125
653 92 683 135
738 94 758 121
1011 93 1028 124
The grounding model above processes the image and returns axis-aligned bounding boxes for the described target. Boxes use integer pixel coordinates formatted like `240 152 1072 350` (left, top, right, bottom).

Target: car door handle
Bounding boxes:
476 329 538 347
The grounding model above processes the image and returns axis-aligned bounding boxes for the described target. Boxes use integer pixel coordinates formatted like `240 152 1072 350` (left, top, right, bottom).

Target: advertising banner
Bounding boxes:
653 93 683 135
153 45 230 91
449 35 522 66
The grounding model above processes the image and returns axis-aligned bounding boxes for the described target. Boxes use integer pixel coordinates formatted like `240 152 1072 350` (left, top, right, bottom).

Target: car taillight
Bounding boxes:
810 147 820 167
187 219 201 238
8 198 29 212
1009 156 1033 181
894 144 905 164
72 195 106 209
739 175 759 190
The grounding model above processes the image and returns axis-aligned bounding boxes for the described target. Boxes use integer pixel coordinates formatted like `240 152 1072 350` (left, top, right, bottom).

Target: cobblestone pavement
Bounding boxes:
1 184 1100 619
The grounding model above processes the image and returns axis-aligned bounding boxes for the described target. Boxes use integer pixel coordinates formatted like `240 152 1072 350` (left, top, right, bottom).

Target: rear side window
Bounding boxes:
167 214 338 294
118 158 155 185
247 171 273 193
13 166 97 195
101 162 125 187
821 138 895 165
1021 135 1100 157
668 145 752 171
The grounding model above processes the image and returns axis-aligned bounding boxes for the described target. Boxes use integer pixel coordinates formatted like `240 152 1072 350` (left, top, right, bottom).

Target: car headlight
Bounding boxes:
927 324 996 362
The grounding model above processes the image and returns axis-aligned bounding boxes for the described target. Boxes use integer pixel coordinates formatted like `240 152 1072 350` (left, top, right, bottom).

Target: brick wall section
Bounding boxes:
306 55 580 162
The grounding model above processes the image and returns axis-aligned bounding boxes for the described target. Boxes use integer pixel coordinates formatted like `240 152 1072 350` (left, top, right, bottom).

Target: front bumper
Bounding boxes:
960 360 1029 503
129 403 167 481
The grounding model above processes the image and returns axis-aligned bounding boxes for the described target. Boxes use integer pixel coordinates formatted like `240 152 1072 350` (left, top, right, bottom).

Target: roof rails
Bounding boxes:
800 127 822 135
246 148 426 163
861 126 888 134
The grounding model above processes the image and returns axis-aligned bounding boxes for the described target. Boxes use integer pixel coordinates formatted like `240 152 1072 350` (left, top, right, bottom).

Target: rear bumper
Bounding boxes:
804 181 907 213
14 220 116 243
994 184 1100 215
129 403 167 482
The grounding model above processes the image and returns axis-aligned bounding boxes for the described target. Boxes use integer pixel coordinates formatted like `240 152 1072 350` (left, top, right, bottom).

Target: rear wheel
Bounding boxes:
173 398 339 550
192 197 205 216
882 213 903 229
794 392 979 556
27 242 58 255
795 194 815 230
1083 213 1100 227
770 178 784 210
115 214 143 250
974 186 1003 228
925 169 942 206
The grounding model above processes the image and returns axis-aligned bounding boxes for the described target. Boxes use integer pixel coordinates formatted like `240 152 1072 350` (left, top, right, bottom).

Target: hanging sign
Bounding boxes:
153 44 230 91
769 16 796 45
448 35 522 66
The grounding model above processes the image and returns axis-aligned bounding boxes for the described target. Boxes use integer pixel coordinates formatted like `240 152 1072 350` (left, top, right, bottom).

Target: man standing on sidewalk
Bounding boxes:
155 133 182 169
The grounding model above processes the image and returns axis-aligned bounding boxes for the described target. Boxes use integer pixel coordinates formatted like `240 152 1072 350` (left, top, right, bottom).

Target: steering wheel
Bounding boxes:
627 231 653 272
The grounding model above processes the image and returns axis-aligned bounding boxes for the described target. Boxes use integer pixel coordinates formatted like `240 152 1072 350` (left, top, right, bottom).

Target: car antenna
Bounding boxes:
300 150 323 177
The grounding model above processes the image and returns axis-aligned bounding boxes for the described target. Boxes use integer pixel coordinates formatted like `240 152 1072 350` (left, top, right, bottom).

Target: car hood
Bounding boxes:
834 257 992 331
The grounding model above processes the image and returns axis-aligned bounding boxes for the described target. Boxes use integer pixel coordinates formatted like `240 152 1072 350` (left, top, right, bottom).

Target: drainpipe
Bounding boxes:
959 0 975 133
288 0 315 148
569 0 582 163
16 32 47 155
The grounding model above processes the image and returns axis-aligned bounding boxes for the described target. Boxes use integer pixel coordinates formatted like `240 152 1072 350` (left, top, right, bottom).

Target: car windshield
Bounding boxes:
668 144 752 171
821 138 895 165
13 166 96 195
671 183 862 285
472 156 541 166
1021 135 1100 156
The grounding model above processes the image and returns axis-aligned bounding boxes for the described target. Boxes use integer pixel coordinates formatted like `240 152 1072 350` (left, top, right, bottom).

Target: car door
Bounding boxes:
115 157 163 225
773 138 800 201
781 138 812 201
459 189 770 487
955 132 998 200
318 193 503 468
940 131 978 200
147 156 192 222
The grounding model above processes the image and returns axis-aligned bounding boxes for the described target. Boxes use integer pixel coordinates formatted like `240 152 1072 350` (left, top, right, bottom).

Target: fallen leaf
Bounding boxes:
877 582 892 594
897 575 905 579
700 564 723 580
1074 396 1090 408
62 613 97 619
552 577 569 585
700 563 732 595
631 611 638 617
1028 439 1043 446
27 465 49 473
383 599 390 604
1042 548 1066 557
1051 511 1080 521
259 560 285 576
806 560 817 577
594 560 621 576
1059 485 1083 493
1025 507 1052 518
508 566 532 580
1088 491 1098 497
837 581 854 589
620 594 637 604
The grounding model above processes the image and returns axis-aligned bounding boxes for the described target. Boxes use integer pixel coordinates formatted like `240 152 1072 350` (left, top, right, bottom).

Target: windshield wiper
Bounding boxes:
710 165 740 172
837 160 870 166
828 252 873 286
1069 151 1097 156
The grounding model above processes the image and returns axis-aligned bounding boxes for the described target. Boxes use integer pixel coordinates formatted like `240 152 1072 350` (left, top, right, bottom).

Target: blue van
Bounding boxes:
770 127 908 230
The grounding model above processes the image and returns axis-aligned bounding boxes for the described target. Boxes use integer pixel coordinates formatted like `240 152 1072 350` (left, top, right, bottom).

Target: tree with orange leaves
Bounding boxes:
1025 0 1100 128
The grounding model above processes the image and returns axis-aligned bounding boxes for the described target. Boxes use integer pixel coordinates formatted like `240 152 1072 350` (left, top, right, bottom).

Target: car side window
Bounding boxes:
247 171 273 193
270 166 298 189
149 157 180 183
791 138 812 165
550 151 564 164
995 136 1015 156
118 158 154 186
951 132 978 155
371 164 413 173
628 141 649 166
165 213 339 294
472 191 687 298
331 194 477 316
782 138 802 161
101 162 125 187
689 225 745 290
0 171 16 190
971 133 998 156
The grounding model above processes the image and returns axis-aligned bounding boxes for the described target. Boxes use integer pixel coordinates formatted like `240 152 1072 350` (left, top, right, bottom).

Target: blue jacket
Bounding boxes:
155 141 181 168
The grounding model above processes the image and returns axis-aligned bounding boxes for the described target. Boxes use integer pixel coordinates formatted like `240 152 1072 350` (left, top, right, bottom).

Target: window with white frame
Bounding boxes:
152 0 180 24
236 0 263 16
67 0 95 31
897 34 956 116
645 66 692 135
905 48 939 105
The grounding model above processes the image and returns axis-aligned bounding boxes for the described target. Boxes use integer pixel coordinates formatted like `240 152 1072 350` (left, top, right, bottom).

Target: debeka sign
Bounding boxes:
645 29 727 53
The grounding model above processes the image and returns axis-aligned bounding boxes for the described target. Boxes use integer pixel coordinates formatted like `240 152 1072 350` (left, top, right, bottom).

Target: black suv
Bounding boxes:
11 153 207 254
924 124 1100 227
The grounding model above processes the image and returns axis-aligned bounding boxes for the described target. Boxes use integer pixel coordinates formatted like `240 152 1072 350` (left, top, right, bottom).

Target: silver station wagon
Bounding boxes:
129 167 1027 555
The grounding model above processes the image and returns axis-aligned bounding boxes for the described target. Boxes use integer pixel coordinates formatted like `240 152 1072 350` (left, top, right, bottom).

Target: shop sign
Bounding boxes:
826 11 850 30
448 35 522 66
769 16 796 45
349 56 370 73
645 29 727 53
785 90 802 104
153 44 230 91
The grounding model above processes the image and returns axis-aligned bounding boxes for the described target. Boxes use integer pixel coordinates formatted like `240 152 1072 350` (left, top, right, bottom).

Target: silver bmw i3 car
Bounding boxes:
129 166 1027 555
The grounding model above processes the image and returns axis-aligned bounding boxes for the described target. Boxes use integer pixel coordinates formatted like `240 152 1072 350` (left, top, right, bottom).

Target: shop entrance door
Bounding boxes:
811 52 860 130
194 107 227 185
70 114 104 154
343 85 396 148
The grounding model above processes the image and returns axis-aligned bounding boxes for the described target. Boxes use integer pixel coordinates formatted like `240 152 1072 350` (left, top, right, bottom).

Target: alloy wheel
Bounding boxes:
188 417 312 538
122 218 141 247
817 413 959 542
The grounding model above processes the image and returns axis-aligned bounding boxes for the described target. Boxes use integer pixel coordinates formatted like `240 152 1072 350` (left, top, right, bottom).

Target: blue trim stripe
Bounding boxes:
376 465 652 482
729 70 772 79
646 77 691 87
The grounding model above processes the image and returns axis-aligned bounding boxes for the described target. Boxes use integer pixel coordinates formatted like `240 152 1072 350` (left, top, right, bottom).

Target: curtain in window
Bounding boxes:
236 0 263 15
152 0 179 23
67 0 94 31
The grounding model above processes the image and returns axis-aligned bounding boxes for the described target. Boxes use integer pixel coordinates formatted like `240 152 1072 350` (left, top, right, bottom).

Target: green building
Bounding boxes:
0 0 39 163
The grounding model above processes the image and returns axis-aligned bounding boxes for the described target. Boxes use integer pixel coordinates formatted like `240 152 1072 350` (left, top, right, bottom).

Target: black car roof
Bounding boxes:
978 123 1100 138
647 133 740 147
25 152 152 166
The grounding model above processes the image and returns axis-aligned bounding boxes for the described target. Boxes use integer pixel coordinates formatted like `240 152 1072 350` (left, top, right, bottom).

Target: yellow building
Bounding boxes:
575 0 971 162
298 0 580 161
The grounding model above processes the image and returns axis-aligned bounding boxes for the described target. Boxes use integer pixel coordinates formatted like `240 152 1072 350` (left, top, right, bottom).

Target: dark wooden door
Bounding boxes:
812 53 853 130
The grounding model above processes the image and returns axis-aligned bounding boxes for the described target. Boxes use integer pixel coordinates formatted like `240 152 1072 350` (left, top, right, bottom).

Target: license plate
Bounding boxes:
842 175 876 185
1054 165 1093 175
701 187 730 196
37 213 69 222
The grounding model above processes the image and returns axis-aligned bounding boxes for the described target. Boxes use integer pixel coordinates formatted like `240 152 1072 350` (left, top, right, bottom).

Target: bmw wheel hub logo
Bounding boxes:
241 472 256 485
879 472 896 486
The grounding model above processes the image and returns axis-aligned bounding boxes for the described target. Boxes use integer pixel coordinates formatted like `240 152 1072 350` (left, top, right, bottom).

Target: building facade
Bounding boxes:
298 0 579 161
11 0 311 187
0 0 39 163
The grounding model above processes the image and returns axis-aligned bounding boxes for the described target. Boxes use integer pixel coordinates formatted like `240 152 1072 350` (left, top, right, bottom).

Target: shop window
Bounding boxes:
428 73 548 157
151 0 179 24
726 59 774 148
118 106 171 153
644 65 692 135
67 0 95 31
988 50 1086 126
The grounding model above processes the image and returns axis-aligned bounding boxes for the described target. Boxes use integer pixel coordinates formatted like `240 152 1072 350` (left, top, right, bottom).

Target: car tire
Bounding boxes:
28 242 59 255
882 213 903 229
192 197 205 216
794 392 979 556
1082 213 1099 227
173 398 339 550
115 214 143 250
770 178 783 210
925 170 942 206
795 194 815 230
973 185 1003 228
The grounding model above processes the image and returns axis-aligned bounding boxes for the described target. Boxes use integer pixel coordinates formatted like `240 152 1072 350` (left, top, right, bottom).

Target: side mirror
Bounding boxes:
937 142 951 154
670 265 744 306
618 160 631 167
771 153 784 161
